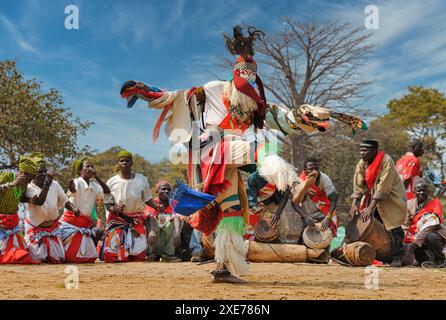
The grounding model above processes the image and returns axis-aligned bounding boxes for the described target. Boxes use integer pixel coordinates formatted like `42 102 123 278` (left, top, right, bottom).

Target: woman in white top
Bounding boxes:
24 154 78 263
60 157 110 263
101 150 160 262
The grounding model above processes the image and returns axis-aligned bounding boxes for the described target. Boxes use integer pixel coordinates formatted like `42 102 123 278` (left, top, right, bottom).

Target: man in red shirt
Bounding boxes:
396 139 424 201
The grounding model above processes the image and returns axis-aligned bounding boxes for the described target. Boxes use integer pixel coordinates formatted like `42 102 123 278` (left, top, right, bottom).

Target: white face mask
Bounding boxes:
239 69 257 82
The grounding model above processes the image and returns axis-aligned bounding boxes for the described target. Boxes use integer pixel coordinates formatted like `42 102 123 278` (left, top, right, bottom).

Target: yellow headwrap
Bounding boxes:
18 156 39 175
71 157 93 177
29 152 46 170
116 150 133 161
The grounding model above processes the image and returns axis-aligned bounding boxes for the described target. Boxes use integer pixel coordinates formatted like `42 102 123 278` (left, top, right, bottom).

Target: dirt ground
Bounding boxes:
1 261 445 300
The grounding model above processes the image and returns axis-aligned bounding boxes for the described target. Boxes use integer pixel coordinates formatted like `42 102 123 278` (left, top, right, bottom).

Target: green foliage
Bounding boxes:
0 59 92 171
385 86 446 138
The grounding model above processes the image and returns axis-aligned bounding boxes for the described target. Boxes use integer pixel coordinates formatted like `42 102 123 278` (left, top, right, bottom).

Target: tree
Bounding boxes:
384 86 446 195
0 59 92 171
255 17 375 166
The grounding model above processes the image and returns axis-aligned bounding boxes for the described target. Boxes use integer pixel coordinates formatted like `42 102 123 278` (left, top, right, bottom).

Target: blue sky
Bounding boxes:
1 0 445 162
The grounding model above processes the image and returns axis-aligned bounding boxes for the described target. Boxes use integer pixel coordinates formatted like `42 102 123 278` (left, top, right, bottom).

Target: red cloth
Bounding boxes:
365 151 385 190
26 219 60 239
187 203 223 236
107 211 146 235
405 198 444 243
25 219 62 264
63 210 93 228
249 211 261 227
201 139 232 195
62 211 97 263
0 212 19 229
299 171 338 236
102 211 146 263
153 104 172 143
358 151 385 213
232 67 266 129
395 152 422 200
0 213 40 264
145 198 173 217
219 95 252 132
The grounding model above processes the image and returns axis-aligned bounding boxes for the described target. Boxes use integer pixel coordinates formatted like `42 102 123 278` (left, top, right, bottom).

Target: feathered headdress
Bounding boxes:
223 26 267 129
223 26 265 59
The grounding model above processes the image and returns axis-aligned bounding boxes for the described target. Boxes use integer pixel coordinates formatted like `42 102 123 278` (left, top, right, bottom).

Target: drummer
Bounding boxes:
350 139 407 267
272 159 339 237
247 169 287 225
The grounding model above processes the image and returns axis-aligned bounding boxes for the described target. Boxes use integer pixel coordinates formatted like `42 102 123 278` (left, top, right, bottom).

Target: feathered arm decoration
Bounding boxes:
120 80 189 143
265 103 368 136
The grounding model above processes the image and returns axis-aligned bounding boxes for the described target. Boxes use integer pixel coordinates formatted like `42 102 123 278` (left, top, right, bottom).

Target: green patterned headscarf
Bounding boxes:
18 156 39 175
72 157 93 177
29 152 46 170
116 150 133 161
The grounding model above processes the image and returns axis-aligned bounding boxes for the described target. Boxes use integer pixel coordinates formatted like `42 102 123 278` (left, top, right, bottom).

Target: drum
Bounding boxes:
331 241 376 267
302 222 333 249
346 214 391 261
254 218 279 243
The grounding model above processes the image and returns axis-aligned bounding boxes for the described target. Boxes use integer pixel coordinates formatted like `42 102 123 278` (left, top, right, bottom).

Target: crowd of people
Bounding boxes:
1 26 445 289
244 137 446 268
0 138 444 269
0 150 202 264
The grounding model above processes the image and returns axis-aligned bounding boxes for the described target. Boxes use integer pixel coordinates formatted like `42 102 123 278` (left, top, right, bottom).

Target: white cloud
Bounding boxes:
0 14 41 55
322 0 446 113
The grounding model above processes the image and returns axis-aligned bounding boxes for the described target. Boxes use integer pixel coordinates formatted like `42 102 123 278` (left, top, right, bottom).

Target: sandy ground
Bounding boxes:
1 261 446 300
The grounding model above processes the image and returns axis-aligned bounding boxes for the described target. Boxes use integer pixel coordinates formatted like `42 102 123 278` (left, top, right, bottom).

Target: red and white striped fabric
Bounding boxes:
101 212 147 263
60 211 98 263
0 213 39 264
25 219 65 263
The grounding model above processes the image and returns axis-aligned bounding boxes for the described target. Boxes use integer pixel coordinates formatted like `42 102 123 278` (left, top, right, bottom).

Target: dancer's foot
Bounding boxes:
211 270 247 284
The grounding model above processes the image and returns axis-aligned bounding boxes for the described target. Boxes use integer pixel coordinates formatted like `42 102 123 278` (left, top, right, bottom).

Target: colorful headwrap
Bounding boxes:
29 152 46 170
72 157 92 177
233 55 257 73
156 179 171 192
116 150 133 161
18 156 39 175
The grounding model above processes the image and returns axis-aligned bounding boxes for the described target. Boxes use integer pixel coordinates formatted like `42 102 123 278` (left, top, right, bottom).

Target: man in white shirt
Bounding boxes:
24 153 79 263
101 150 160 262
60 157 110 263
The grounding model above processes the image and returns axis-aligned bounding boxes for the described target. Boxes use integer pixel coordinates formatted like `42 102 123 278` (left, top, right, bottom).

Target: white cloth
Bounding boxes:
67 177 104 216
148 89 191 144
203 80 227 127
26 181 68 227
106 174 152 215
24 220 65 263
417 213 441 235
60 221 98 260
